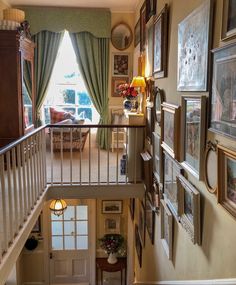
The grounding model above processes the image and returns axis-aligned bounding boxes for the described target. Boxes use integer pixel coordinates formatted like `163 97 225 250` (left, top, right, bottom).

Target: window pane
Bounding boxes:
64 206 75 220
65 236 75 250
76 221 88 235
76 236 88 250
76 206 88 220
52 236 63 250
51 213 63 221
64 221 75 235
52 221 63 235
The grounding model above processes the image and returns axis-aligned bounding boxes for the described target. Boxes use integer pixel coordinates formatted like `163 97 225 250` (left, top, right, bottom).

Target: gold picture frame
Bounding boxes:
221 0 236 41
104 216 121 234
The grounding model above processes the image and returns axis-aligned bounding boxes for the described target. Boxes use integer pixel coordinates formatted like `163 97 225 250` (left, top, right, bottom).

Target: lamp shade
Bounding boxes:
130 76 146 88
50 199 67 216
3 9 25 23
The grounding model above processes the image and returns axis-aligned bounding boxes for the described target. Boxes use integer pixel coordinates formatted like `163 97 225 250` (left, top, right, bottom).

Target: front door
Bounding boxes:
49 199 95 284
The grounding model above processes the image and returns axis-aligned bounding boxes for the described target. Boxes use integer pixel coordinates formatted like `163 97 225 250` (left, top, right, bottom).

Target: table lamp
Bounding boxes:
130 76 146 113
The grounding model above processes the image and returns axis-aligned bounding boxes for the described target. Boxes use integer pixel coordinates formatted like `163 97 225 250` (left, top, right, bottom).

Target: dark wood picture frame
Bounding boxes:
153 87 164 126
134 18 141 47
145 0 157 23
135 224 142 267
129 198 135 220
221 0 236 41
140 2 146 52
138 200 146 246
145 193 155 244
140 151 153 192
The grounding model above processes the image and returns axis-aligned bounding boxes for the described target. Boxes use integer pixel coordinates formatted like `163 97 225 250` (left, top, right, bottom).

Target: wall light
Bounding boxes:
49 199 67 216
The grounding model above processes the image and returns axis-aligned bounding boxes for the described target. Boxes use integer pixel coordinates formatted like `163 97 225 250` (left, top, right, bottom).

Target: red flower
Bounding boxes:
117 83 138 98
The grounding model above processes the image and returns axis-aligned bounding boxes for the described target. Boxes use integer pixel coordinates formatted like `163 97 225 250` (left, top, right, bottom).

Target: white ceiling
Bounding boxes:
6 0 139 12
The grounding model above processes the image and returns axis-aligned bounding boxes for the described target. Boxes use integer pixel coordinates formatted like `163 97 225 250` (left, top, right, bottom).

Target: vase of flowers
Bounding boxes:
117 83 139 112
98 234 125 264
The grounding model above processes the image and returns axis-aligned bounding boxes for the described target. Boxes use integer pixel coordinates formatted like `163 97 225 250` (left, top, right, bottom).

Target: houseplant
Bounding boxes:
98 234 125 264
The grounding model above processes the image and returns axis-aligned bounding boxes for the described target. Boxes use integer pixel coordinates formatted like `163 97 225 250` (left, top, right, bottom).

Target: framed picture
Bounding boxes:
209 43 236 139
112 53 130 77
161 102 180 160
140 2 146 52
153 87 164 125
204 141 217 194
129 198 135 220
140 151 153 192
145 193 155 244
153 4 168 78
138 201 146 246
135 224 142 267
160 199 173 260
146 16 154 77
221 0 236 41
32 216 41 233
153 178 162 211
111 76 129 97
163 150 183 220
134 19 141 47
181 95 207 180
102 200 123 214
178 174 201 245
104 216 120 234
153 132 163 184
217 144 236 219
145 0 157 23
177 0 213 91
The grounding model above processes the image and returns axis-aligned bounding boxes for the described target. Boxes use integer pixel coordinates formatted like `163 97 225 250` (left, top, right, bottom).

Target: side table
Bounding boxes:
96 257 127 285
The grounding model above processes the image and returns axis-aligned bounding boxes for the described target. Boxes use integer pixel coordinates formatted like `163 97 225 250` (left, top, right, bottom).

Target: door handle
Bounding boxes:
49 252 53 259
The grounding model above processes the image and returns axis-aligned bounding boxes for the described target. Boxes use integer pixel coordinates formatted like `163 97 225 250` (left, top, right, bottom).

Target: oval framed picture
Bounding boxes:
153 87 164 125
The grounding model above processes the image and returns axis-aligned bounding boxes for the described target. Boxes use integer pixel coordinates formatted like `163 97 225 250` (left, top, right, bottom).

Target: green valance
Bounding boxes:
16 6 111 38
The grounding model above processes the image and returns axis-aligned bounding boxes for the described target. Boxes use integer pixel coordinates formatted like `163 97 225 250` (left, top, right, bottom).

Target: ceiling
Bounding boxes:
6 0 139 12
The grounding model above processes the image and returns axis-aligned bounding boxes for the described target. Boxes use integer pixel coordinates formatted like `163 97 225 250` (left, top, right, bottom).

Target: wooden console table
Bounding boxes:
96 257 127 285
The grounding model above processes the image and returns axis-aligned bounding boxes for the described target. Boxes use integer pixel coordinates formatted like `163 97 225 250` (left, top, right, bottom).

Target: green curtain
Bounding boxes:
70 32 110 149
33 30 63 123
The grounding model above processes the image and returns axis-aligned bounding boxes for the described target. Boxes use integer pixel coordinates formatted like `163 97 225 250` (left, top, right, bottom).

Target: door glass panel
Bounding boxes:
76 236 88 250
76 221 88 235
52 236 63 250
64 206 75 220
52 221 63 235
65 236 75 250
64 221 75 235
76 205 88 220
51 213 63 221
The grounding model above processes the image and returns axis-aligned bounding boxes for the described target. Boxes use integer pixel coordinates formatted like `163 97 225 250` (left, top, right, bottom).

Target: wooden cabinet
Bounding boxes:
0 30 35 147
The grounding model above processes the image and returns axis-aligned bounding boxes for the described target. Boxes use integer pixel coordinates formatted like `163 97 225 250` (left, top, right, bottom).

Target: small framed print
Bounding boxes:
181 95 207 180
104 216 120 234
135 224 142 267
145 193 155 244
221 0 236 41
217 145 236 219
134 18 141 47
112 53 130 77
153 132 163 184
178 174 201 245
102 200 123 214
161 102 180 160
111 76 129 97
160 199 173 260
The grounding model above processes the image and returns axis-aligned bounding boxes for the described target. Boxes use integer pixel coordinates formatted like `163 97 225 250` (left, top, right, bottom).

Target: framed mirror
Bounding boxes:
111 22 133 51
153 87 164 125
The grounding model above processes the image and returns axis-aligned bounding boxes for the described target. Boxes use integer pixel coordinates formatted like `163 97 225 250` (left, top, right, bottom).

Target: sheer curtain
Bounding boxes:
70 32 110 149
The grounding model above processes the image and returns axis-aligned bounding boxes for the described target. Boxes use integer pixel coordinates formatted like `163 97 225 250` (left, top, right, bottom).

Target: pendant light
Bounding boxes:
49 199 67 216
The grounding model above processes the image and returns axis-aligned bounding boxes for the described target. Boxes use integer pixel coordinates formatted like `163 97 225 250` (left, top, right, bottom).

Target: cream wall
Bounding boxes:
133 0 236 282
0 0 9 19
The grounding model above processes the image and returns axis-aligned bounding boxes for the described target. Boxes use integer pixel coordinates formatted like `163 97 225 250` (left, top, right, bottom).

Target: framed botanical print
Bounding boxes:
153 4 168 78
163 150 183 220
160 199 173 260
217 144 236 219
135 224 142 267
145 193 155 244
181 95 207 180
112 53 130 77
161 102 180 160
111 77 129 97
177 0 213 91
178 174 201 245
134 19 141 47
104 216 120 234
209 43 236 139
145 0 157 23
153 132 163 183
221 0 236 41
140 2 146 52
153 87 164 125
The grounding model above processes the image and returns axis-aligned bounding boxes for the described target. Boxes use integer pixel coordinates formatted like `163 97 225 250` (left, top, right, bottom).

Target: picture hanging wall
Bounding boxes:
181 95 207 180
112 53 130 77
217 144 236 219
221 0 236 41
153 4 168 78
177 0 213 91
209 43 236 139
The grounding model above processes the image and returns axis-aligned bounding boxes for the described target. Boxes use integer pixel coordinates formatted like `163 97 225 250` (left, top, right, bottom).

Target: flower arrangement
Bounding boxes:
117 83 138 99
98 234 125 254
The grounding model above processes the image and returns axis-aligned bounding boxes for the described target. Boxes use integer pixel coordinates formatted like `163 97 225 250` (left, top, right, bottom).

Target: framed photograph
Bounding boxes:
145 193 155 244
112 53 130 77
140 151 153 192
134 19 141 47
204 141 217 194
140 2 146 52
102 200 123 214
153 87 164 125
177 0 213 91
104 216 120 234
181 95 207 180
217 144 236 219
161 102 180 160
153 4 168 78
153 132 163 184
160 199 173 260
221 0 236 41
145 0 157 23
178 174 201 245
163 150 183 220
111 76 129 97
138 201 146 246
146 16 154 77
209 43 236 139
129 198 135 220
135 224 142 267
32 216 41 233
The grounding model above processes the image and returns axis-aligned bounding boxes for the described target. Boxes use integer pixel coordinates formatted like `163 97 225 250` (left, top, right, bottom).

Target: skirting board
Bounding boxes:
134 279 236 285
